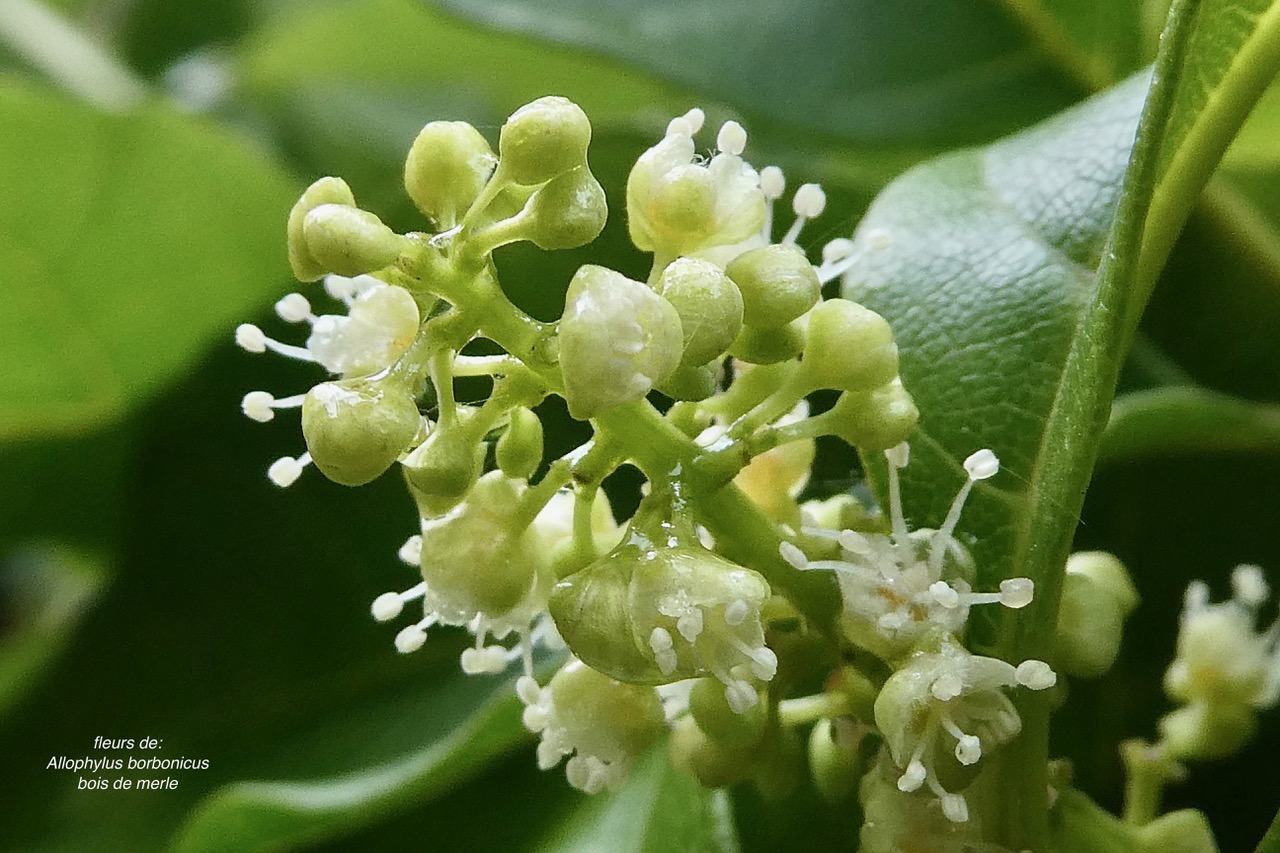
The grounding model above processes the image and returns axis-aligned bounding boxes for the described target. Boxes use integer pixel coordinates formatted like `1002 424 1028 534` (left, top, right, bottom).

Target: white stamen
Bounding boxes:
677 609 704 642
964 449 1000 480
275 293 313 323
724 599 750 626
716 120 747 156
241 391 276 422
267 453 310 487
235 323 266 353
822 238 856 265
398 535 423 565
1233 564 1270 607
760 165 785 199
955 734 982 765
1184 580 1210 614
682 107 705 134
649 626 674 652
999 578 1035 609
929 581 960 608
885 442 910 469
792 183 826 218
371 592 404 622
394 624 427 654
939 793 969 823
779 541 808 569
1015 660 1057 690
897 759 926 792
516 675 542 705
324 274 357 302
749 647 778 681
724 680 758 714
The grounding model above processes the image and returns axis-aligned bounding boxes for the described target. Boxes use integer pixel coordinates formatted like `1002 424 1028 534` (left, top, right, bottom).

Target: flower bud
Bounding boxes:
800 299 899 391
549 539 775 703
823 380 919 450
302 204 404 277
808 718 867 802
300 379 420 486
418 471 541 616
1158 702 1256 760
404 120 497 227
668 715 754 789
690 677 767 748
656 362 720 402
496 406 544 480
287 177 356 282
402 426 483 517
658 258 744 367
558 265 683 419
729 320 805 365
525 166 607 250
499 96 591 186
1134 809 1218 853
725 244 821 329
1053 552 1138 679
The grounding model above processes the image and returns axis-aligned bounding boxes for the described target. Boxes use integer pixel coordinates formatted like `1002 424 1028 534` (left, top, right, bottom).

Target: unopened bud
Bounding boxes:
525 166 607 250
669 715 754 788
823 379 919 450
402 426 483 517
302 204 404 277
404 120 497 227
496 406 544 480
288 177 356 282
801 299 899 391
657 362 720 402
300 379 420 486
690 677 767 748
1053 551 1138 678
659 257 744 367
729 320 805 365
725 244 821 329
499 96 591 186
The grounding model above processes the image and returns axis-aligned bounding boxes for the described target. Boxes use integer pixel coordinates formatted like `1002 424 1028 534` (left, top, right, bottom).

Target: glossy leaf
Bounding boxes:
0 78 295 442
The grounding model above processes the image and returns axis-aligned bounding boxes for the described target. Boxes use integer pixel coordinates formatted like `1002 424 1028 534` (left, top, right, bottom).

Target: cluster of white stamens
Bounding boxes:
236 274 421 488
783 442 1032 658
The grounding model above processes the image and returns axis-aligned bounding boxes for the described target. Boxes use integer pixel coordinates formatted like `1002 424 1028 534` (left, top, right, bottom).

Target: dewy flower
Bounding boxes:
874 637 1057 823
1159 564 1280 759
780 442 1034 661
236 274 422 487
517 657 666 793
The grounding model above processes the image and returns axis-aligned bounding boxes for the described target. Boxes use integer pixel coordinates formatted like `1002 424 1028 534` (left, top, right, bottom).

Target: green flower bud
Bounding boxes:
525 166 607 250
690 677 767 748
287 176 356 282
1159 702 1257 760
301 379 420 486
499 96 591 186
823 380 919 450
729 319 805 365
302 204 404 277
558 265 683 419
549 539 776 708
402 426 483 517
1053 552 1138 679
808 718 867 802
496 406 544 480
418 471 542 616
656 362 719 401
404 120 497 227
669 715 754 788
725 244 821 329
658 257 744 367
1134 809 1218 853
647 165 717 244
800 299 899 391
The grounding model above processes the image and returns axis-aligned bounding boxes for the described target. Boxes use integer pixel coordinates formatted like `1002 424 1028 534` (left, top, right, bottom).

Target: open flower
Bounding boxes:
780 442 1033 661
874 637 1056 823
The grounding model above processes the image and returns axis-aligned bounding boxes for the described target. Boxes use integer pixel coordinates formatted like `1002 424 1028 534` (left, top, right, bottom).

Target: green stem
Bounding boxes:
777 691 851 726
0 0 146 111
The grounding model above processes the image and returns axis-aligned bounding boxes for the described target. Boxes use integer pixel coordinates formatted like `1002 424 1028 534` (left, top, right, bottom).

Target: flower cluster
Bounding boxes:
236 95 1059 826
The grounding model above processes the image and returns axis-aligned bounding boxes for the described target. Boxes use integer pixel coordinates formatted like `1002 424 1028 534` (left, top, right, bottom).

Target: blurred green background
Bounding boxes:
1 0 1278 850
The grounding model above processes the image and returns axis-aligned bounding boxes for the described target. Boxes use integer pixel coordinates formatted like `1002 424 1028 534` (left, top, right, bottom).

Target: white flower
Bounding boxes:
781 442 1032 660
517 658 666 794
874 637 1056 823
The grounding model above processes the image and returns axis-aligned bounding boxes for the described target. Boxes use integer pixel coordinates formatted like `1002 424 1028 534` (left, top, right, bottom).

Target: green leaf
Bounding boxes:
168 675 528 853
1258 807 1280 853
0 78 295 442
842 0 1280 846
1100 386 1280 462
